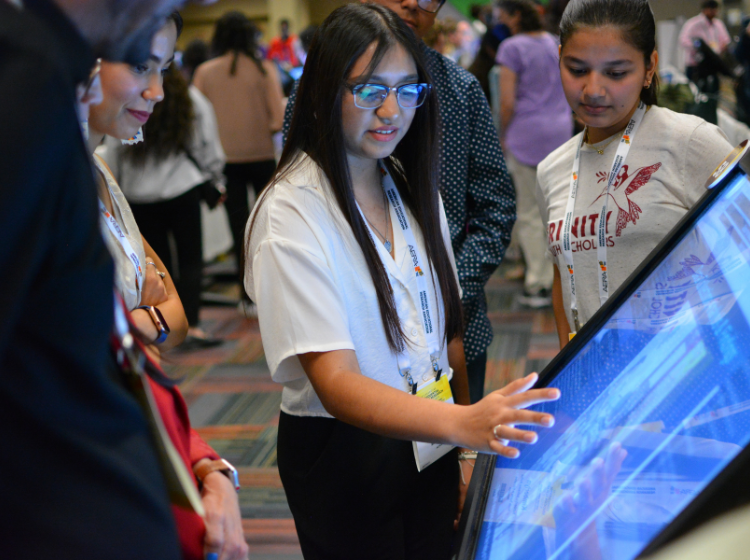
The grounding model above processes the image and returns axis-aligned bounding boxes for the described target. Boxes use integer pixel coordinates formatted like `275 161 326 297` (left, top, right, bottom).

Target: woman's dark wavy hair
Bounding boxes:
560 0 659 105
211 11 265 76
123 65 194 165
247 3 463 352
498 0 543 32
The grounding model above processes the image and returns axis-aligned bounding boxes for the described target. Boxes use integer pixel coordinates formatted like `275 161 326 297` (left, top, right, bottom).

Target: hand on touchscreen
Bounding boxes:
461 373 560 456
553 442 628 560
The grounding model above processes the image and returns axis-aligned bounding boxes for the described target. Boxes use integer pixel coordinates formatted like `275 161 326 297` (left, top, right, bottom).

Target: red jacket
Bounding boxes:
115 296 220 559
267 35 300 67
148 374 220 560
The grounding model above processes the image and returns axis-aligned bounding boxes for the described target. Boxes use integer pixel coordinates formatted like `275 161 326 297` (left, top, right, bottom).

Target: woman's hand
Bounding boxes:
140 263 169 307
200 469 249 560
140 236 188 349
300 351 559 456
454 373 559 456
452 373 558 529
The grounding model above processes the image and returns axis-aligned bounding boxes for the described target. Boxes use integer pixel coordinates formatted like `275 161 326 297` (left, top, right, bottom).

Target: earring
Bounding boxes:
79 119 89 141
645 82 651 89
122 127 144 145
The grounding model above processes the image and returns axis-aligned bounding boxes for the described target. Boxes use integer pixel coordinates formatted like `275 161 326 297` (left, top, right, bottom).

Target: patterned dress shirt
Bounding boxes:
282 44 516 362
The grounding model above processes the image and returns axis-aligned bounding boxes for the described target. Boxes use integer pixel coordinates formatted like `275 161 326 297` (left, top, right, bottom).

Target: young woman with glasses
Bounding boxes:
245 4 559 558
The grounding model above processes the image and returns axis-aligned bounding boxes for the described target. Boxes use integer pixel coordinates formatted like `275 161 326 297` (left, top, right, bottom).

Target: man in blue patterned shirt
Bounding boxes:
282 0 516 404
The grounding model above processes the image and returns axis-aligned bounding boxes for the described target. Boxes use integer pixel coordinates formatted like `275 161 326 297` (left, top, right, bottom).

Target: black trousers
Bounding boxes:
130 187 203 326
223 160 277 291
277 412 458 560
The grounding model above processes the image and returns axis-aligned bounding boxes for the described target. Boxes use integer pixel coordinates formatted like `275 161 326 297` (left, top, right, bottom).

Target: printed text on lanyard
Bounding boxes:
362 164 455 472
561 102 648 332
98 198 144 291
357 164 445 392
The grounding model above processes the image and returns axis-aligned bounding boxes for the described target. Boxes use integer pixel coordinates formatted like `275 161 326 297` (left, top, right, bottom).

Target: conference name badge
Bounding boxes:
412 369 455 472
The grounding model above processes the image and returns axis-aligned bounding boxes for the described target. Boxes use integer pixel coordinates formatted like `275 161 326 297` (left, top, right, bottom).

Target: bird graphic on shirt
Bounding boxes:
590 162 662 236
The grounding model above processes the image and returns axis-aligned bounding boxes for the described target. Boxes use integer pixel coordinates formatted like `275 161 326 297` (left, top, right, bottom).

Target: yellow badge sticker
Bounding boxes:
416 373 453 403
412 372 455 471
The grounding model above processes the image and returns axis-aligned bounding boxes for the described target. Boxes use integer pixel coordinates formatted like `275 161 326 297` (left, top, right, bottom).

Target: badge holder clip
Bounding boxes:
432 357 443 382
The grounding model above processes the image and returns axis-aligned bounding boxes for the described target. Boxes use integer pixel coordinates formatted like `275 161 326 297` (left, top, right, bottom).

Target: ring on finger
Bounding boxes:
146 261 166 279
493 424 502 440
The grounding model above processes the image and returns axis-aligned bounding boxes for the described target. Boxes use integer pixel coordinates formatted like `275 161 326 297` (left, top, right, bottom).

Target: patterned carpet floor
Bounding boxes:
163 260 560 559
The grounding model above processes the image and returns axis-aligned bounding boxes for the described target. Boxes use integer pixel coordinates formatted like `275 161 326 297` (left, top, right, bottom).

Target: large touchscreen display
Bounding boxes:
476 171 750 560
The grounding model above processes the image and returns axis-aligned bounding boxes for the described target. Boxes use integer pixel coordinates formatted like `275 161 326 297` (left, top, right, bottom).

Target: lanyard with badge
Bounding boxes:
98 198 144 290
357 163 455 471
561 101 648 338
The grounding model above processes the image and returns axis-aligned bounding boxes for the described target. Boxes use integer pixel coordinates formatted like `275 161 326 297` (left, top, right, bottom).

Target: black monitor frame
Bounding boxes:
455 141 750 560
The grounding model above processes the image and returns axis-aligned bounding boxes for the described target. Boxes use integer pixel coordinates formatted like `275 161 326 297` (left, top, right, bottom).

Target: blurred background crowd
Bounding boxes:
147 0 750 322
7 0 750 558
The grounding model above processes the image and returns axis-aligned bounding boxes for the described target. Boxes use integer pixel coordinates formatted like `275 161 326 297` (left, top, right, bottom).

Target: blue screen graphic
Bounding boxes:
476 172 750 560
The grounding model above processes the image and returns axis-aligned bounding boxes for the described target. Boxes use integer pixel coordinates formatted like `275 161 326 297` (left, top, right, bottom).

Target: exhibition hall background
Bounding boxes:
166 1 750 558
178 0 750 51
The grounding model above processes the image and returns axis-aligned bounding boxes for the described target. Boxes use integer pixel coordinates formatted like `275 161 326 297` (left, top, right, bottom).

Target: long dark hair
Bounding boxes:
560 0 659 105
498 0 544 33
211 11 265 76
247 3 462 353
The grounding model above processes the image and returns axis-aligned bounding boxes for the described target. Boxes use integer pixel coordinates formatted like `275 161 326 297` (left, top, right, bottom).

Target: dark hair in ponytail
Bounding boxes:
245 3 463 353
211 11 265 76
560 0 658 105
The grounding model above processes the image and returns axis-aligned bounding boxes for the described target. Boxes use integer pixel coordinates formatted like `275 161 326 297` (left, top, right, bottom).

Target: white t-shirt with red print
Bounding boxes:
535 105 733 333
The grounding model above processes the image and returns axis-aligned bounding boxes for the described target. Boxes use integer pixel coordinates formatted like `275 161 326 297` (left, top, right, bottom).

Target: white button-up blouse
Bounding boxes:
245 153 460 418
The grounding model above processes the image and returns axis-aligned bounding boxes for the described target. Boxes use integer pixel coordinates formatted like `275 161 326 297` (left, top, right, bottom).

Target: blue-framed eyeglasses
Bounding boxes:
417 0 446 13
347 83 431 109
